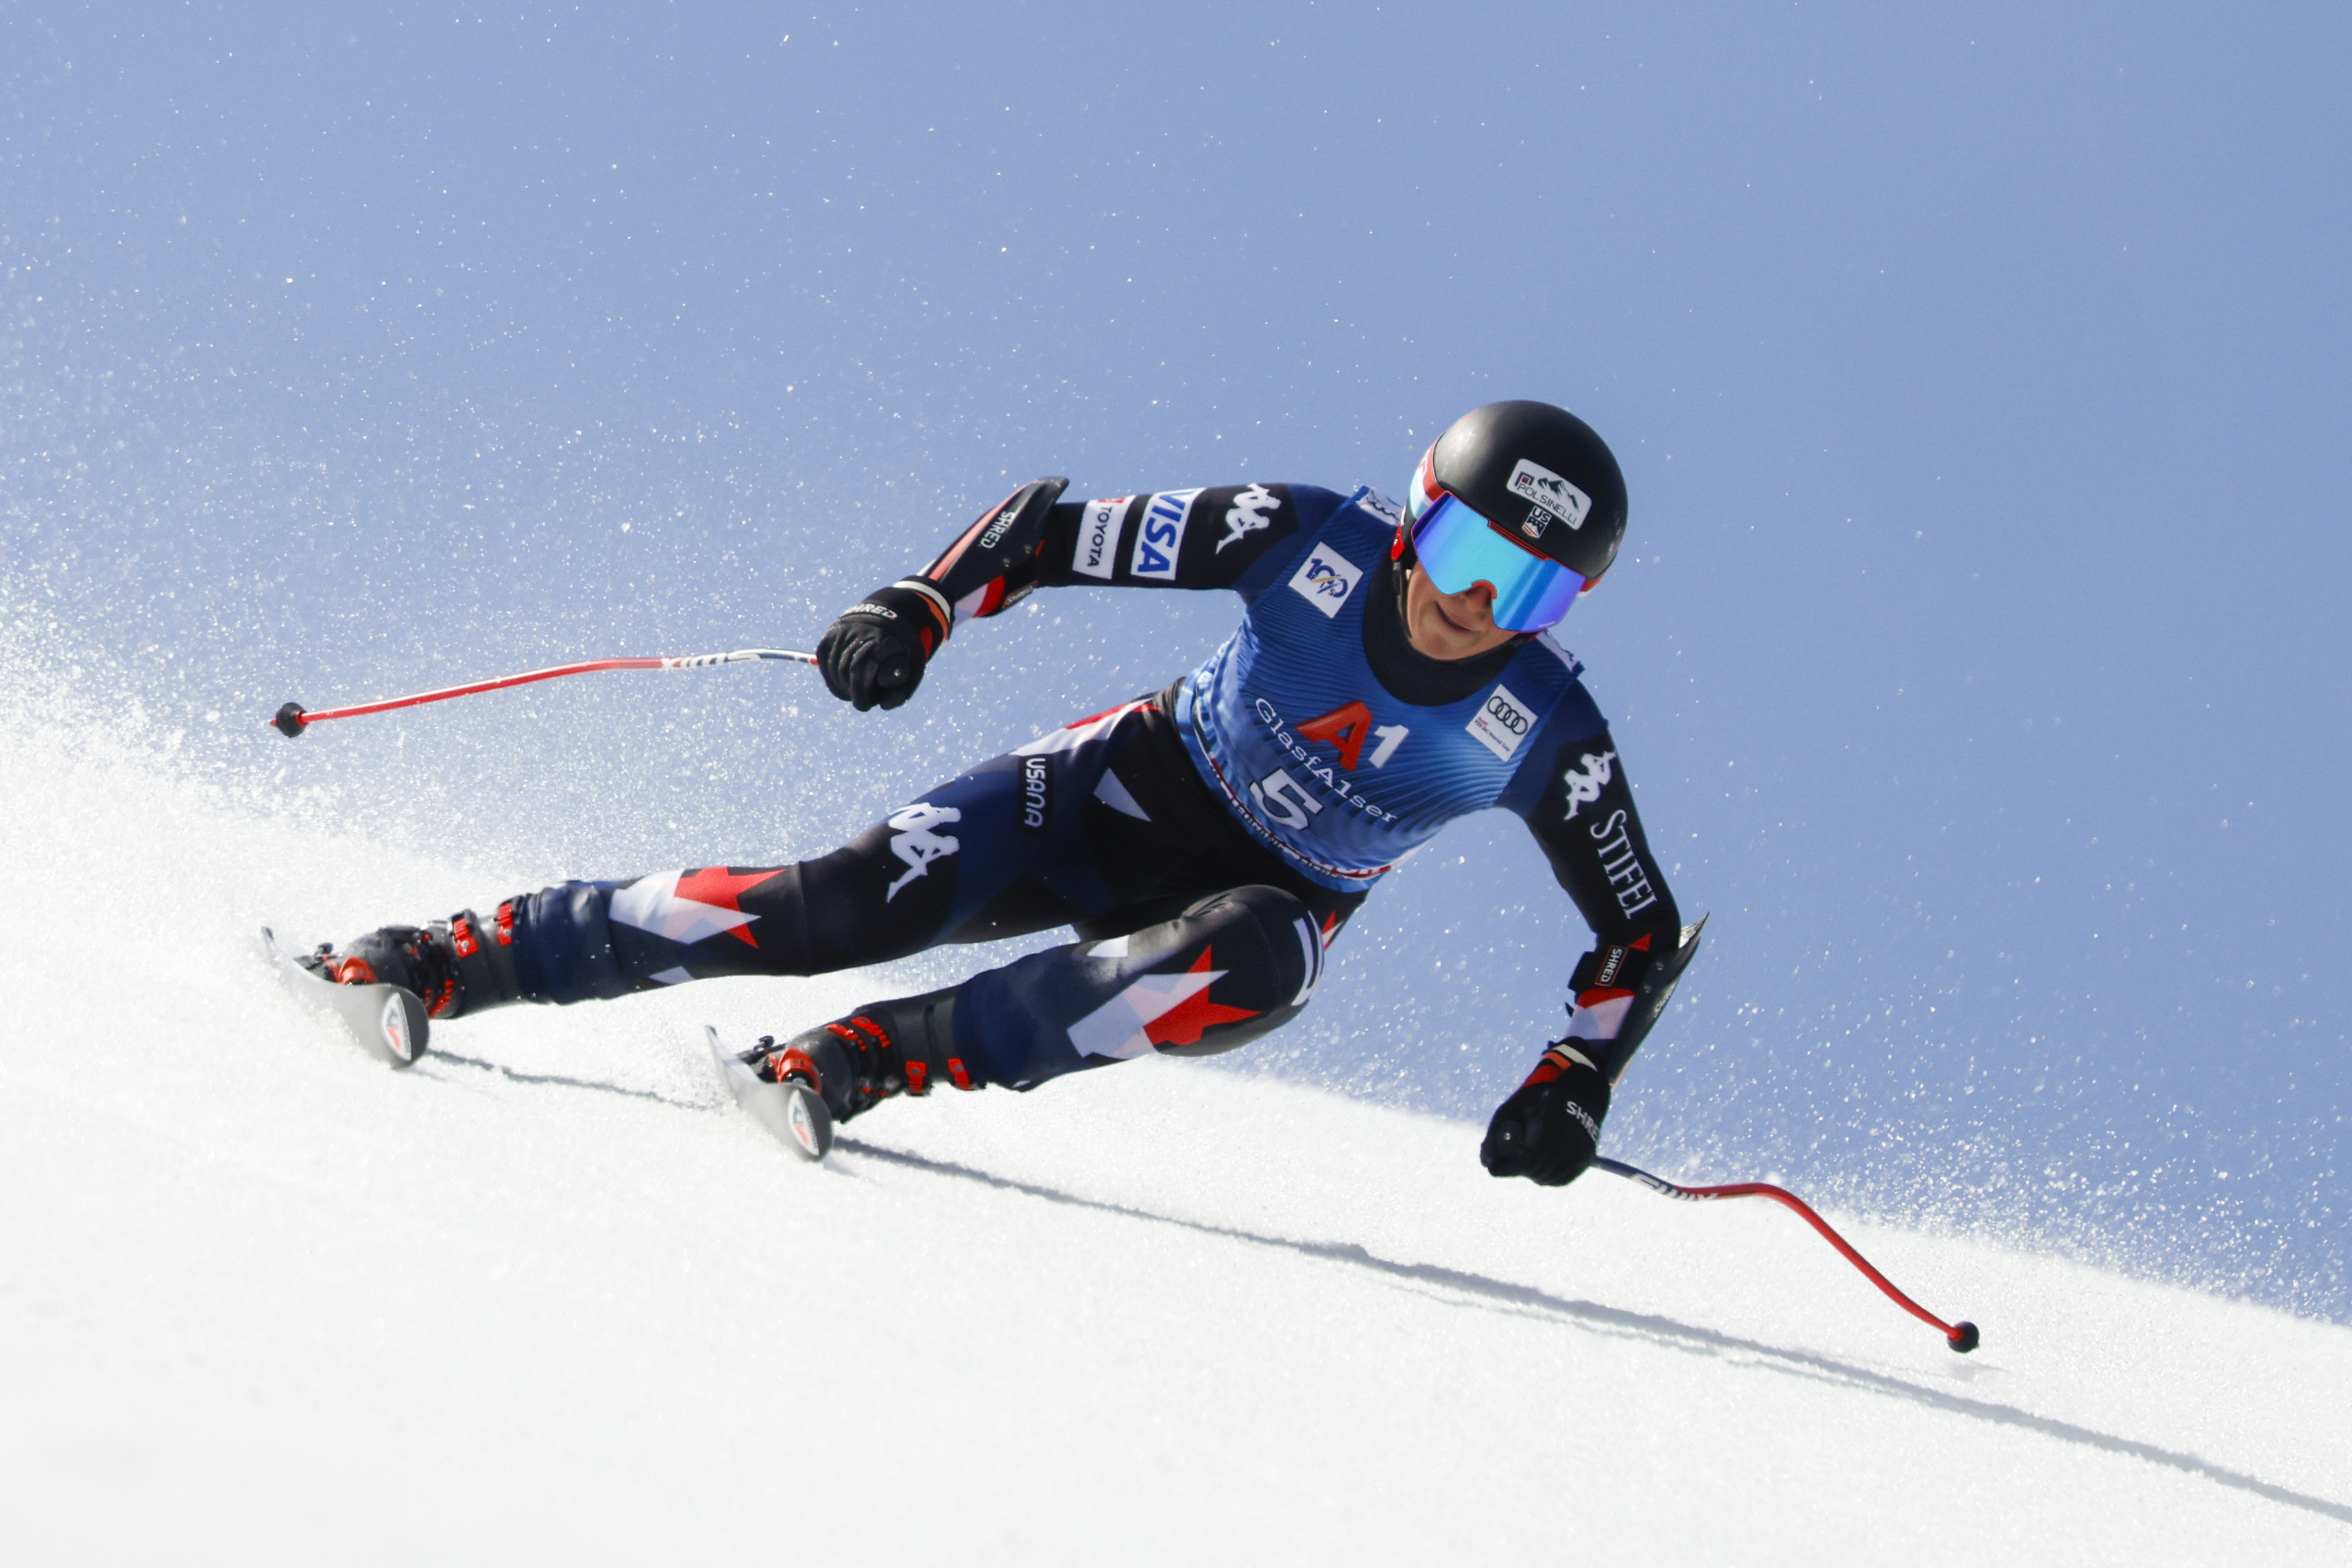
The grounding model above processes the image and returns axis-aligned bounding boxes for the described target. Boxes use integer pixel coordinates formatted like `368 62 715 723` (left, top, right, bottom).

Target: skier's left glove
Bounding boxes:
1480 1044 1611 1187
816 580 954 711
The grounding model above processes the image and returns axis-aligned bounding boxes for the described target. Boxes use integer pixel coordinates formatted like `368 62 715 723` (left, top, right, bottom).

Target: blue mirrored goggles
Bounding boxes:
1408 492 1589 631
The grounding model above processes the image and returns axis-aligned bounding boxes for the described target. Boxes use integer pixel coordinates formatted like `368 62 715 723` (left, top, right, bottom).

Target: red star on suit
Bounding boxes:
671 865 782 948
1142 947 1262 1048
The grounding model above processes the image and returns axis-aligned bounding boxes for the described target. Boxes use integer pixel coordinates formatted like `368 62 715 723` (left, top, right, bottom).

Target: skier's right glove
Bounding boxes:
1480 1044 1611 1187
816 579 955 711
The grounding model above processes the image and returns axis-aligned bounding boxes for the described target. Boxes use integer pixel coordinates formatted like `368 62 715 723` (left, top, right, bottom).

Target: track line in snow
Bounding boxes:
844 1135 2352 1530
426 1049 715 1113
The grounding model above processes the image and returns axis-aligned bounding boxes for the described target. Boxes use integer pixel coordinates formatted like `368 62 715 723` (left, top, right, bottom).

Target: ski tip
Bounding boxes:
1946 1320 1980 1355
263 924 430 1067
376 988 429 1067
705 1024 834 1161
780 1081 835 1161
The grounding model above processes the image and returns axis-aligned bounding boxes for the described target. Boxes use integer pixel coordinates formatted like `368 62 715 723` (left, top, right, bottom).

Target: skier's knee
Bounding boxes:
1149 884 1330 1057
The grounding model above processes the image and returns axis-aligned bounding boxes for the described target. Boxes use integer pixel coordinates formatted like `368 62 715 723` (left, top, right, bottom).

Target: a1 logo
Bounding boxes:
1297 700 1408 771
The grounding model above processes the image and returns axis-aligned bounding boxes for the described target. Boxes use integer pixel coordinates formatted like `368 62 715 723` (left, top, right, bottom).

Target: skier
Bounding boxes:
309 401 1696 1187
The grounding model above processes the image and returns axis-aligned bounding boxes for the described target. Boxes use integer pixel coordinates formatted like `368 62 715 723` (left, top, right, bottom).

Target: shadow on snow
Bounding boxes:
396 1050 2349 1528
844 1137 2352 1530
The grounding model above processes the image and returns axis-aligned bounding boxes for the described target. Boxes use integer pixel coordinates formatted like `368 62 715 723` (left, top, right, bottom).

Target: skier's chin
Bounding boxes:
1415 599 1504 660
1403 566 1512 659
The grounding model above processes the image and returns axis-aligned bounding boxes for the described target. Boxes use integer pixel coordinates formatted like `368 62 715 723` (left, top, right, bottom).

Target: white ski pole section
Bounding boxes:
658 647 819 670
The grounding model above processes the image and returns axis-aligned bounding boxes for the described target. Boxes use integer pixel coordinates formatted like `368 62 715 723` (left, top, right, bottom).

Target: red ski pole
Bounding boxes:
1593 1157 1980 1353
270 647 817 737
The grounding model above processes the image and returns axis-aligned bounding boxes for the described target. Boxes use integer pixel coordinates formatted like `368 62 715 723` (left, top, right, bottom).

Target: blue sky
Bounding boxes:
5 3 2347 1312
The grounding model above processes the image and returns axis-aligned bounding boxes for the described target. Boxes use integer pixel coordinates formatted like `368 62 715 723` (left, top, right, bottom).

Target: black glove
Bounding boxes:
816 581 952 711
1481 1045 1611 1187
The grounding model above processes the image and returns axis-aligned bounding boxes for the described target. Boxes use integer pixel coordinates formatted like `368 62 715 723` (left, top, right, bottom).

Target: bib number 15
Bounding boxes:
1249 768 1325 831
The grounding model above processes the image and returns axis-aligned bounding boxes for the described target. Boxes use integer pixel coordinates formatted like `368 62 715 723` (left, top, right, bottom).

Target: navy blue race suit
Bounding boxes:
474 481 1683 1094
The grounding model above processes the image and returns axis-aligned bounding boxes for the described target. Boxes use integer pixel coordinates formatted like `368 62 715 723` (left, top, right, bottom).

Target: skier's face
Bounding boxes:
1404 567 1520 661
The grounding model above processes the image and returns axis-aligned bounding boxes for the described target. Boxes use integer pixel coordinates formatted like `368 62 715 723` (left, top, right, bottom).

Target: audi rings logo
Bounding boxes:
1465 682 1536 762
1484 694 1531 735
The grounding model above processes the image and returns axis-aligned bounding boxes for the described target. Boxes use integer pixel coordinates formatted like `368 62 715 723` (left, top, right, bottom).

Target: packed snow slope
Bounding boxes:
3 700 2349 1567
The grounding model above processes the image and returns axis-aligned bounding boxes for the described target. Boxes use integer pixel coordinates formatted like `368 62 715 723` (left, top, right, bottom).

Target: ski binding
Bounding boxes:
261 926 430 1067
705 1024 833 1161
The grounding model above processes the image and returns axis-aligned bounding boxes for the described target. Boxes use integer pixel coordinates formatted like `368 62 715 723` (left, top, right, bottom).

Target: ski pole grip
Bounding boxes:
274 703 309 738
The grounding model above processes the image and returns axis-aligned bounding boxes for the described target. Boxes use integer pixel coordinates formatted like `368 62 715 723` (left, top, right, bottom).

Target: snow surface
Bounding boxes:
4 689 2350 1567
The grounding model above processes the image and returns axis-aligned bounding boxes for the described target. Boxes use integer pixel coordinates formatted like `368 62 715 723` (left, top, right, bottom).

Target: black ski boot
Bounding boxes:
309 905 525 1022
739 987 976 1124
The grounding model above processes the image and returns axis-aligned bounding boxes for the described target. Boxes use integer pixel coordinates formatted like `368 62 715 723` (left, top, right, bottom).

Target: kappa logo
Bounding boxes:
1465 684 1537 762
1285 542 1364 618
1506 459 1592 531
1129 489 1202 581
1559 750 1617 820
1075 497 1130 581
883 802 962 901
1216 483 1282 553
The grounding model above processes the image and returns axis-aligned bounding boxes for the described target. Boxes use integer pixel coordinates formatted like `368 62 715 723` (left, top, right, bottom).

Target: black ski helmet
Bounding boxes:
1407 400 1629 583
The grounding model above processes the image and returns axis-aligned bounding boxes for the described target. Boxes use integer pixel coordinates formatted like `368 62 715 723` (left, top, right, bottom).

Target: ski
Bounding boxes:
260 926 431 1067
704 1024 833 1161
